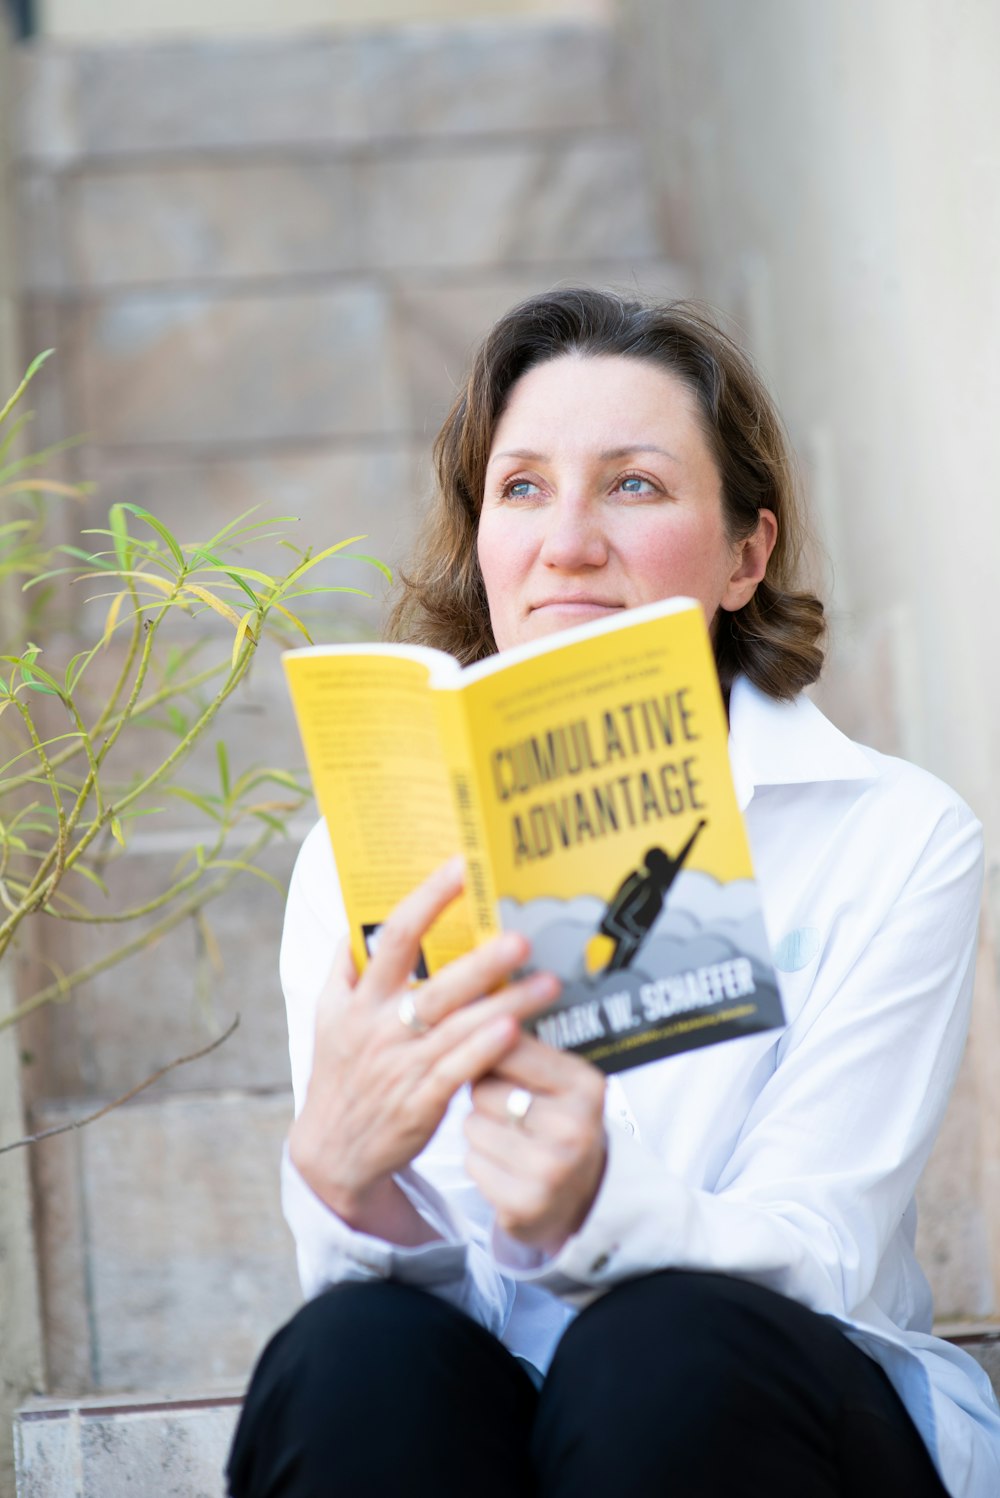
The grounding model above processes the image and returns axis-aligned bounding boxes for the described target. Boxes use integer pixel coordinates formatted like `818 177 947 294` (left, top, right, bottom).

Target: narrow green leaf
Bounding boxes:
345 552 393 583
107 505 132 571
56 544 117 571
278 585 372 601
67 862 110 897
24 348 55 383
284 536 367 584
267 603 313 643
110 815 125 847
116 503 185 569
249 810 288 834
166 786 224 822
204 859 285 896
217 741 231 799
0 348 54 429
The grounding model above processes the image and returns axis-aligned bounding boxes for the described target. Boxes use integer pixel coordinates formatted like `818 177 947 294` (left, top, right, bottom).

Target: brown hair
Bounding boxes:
386 287 825 699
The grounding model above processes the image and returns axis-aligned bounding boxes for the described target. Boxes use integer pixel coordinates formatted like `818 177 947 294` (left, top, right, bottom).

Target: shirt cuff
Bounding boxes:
281 1144 471 1300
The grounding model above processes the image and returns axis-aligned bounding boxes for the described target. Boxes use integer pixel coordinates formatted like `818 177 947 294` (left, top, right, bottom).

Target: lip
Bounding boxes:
528 598 623 613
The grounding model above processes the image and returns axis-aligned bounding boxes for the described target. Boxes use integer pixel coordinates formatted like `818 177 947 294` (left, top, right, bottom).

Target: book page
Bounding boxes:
283 651 472 976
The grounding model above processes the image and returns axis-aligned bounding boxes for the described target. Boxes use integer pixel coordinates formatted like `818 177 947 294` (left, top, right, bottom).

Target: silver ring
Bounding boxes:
504 1086 534 1126
397 992 429 1036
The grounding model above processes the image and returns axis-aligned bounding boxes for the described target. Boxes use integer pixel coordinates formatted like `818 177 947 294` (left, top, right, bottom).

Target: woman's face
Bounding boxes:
477 354 775 652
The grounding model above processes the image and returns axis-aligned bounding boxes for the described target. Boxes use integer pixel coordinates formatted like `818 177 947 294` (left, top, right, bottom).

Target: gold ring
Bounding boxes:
397 992 429 1036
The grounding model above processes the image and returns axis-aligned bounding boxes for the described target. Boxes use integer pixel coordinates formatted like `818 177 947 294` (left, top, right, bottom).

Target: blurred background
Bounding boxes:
1 0 998 1492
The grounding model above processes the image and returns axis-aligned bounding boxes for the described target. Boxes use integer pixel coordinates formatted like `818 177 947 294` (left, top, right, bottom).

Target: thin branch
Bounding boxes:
0 826 273 1029
0 1015 240 1154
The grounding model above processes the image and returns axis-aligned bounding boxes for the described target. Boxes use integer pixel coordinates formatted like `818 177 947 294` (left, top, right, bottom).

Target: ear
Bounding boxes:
720 509 778 613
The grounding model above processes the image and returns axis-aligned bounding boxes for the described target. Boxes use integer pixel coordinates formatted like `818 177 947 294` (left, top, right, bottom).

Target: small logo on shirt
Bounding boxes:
773 927 820 972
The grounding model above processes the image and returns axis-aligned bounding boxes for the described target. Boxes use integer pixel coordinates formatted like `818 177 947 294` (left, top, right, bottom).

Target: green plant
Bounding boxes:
0 353 388 1038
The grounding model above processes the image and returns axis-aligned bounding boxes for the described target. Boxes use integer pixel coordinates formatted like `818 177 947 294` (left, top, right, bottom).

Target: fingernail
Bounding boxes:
497 931 527 962
528 971 560 999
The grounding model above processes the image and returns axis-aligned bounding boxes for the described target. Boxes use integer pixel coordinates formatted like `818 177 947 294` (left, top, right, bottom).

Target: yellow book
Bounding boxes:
283 596 784 1074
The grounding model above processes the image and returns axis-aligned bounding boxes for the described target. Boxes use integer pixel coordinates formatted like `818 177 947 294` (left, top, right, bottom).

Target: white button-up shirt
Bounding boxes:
280 676 1000 1497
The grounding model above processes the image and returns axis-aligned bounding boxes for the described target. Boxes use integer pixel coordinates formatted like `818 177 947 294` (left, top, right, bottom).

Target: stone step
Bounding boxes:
30 1090 300 1395
15 20 622 164
17 1334 1000 1498
15 1393 241 1498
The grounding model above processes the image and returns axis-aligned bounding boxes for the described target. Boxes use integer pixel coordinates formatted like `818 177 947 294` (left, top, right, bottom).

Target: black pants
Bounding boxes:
227 1271 948 1497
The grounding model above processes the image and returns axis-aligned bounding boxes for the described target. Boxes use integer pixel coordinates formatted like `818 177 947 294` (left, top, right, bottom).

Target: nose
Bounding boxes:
537 496 609 571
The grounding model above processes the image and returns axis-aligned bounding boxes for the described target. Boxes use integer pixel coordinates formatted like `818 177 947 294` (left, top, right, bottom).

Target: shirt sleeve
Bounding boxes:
497 794 984 1318
278 820 516 1337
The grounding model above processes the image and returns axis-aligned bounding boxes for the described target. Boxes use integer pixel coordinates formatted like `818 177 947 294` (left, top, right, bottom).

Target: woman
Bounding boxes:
228 290 1000 1497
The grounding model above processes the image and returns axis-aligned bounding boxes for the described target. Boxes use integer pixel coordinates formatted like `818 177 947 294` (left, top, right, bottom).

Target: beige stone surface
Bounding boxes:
15 22 616 163
81 440 424 623
39 0 610 42
14 172 69 293
15 297 71 454
29 1130 93 1393
12 45 79 164
64 161 365 288
367 138 656 271
34 833 298 1100
15 1394 242 1498
390 261 689 432
360 19 620 138
622 0 1000 1322
64 284 405 446
32 1090 299 1392
75 38 369 157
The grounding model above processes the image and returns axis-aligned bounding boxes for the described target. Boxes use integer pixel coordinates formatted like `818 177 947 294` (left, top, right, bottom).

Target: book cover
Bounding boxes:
283 597 784 1074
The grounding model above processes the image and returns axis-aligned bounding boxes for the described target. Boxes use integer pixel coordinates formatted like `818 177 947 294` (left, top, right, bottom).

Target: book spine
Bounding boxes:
432 691 501 945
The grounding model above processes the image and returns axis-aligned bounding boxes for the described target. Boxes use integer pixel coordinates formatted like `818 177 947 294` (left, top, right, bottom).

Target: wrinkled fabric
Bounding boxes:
279 676 1000 1497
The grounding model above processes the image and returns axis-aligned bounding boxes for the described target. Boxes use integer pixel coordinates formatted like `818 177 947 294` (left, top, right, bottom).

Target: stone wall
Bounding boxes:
39 0 611 42
619 0 1000 1323
10 16 687 1397
1 14 47 1493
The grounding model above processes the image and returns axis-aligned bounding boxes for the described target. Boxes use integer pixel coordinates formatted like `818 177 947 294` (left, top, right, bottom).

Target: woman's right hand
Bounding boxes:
288 856 560 1235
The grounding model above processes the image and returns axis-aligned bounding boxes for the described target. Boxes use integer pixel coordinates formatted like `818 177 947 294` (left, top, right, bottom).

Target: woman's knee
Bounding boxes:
544 1271 837 1420
229 1283 537 1498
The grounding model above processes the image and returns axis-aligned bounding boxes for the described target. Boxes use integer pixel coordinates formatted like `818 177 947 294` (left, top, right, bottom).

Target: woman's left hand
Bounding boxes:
465 1036 607 1258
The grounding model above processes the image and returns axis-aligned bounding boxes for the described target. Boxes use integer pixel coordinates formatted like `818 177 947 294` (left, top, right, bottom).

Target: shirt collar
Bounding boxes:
728 675 877 811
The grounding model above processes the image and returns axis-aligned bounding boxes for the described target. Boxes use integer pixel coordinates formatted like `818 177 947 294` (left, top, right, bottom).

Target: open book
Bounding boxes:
283 597 783 1074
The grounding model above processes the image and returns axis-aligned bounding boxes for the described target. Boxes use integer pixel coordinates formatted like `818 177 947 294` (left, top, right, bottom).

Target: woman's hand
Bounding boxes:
465 1036 607 1259
288 858 560 1237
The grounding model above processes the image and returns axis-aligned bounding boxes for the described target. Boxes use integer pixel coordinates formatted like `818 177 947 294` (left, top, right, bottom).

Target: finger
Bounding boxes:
416 970 560 1064
464 1110 553 1171
465 1148 549 1227
325 936 358 990
360 856 465 995
485 1032 605 1096
417 941 552 1029
413 1012 522 1106
469 1080 595 1156
469 1075 558 1125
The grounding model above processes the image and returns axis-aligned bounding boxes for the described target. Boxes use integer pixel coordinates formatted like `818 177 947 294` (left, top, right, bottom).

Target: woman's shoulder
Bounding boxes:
732 676 980 839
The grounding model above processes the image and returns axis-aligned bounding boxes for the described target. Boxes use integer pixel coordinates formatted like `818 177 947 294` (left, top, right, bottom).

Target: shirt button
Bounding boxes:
623 1122 635 1136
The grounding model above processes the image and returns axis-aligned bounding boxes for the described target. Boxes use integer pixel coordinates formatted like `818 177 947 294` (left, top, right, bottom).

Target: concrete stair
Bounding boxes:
10 14 687 1493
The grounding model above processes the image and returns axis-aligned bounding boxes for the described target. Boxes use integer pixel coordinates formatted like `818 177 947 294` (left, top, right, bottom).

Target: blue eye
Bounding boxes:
619 475 654 494
503 479 539 500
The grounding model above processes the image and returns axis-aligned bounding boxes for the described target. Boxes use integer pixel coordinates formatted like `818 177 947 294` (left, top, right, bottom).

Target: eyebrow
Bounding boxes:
488 444 682 465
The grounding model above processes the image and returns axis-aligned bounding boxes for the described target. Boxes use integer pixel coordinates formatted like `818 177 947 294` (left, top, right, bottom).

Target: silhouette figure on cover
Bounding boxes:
592 820 708 976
